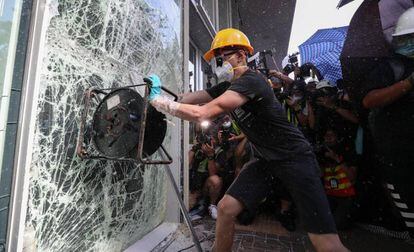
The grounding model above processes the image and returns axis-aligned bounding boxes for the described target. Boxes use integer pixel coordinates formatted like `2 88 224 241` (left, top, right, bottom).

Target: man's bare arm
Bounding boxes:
363 78 413 109
178 90 213 104
175 90 248 122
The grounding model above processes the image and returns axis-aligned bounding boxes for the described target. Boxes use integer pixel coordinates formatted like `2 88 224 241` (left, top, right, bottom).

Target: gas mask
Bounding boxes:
210 53 237 82
393 36 414 58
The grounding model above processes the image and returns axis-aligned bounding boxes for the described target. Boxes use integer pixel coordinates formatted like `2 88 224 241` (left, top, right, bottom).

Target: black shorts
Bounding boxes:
226 151 337 234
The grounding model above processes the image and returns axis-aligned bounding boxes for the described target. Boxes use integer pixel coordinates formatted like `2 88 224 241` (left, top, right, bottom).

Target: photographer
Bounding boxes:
308 80 359 146
316 129 357 230
203 119 242 220
188 131 213 217
189 129 229 220
285 81 309 128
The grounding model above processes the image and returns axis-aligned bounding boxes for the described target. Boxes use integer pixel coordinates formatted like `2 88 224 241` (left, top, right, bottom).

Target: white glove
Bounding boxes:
150 95 181 116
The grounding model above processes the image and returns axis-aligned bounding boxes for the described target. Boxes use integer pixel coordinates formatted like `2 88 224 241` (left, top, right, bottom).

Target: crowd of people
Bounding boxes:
148 3 414 251
188 59 361 232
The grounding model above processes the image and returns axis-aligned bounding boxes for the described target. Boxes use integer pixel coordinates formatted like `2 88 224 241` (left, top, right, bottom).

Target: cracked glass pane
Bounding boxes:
23 0 182 251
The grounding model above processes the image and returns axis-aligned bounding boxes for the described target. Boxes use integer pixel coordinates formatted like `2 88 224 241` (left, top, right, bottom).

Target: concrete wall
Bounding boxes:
232 0 296 69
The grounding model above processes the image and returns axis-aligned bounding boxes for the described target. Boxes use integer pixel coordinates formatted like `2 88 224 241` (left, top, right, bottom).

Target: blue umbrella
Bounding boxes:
299 26 348 85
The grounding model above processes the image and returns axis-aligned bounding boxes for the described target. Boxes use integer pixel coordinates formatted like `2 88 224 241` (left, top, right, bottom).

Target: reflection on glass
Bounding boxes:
201 0 215 27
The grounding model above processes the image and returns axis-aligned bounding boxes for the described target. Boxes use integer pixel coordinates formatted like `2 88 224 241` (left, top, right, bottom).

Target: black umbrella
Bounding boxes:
339 0 392 107
337 0 356 8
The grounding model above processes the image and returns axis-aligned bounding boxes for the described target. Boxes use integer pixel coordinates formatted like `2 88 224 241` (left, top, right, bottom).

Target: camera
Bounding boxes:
274 88 290 102
313 143 329 155
283 52 299 74
312 87 338 106
196 133 212 145
247 50 273 78
220 120 232 150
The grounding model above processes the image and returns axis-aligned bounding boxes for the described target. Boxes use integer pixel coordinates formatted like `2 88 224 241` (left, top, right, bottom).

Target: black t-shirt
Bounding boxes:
206 70 311 161
363 56 414 155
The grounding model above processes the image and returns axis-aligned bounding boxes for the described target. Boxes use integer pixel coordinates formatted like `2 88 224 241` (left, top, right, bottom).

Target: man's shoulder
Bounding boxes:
237 70 266 82
232 70 269 89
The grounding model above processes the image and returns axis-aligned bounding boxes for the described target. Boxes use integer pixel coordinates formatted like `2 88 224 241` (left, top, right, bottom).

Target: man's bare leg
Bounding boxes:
308 233 349 252
213 195 244 252
204 175 223 204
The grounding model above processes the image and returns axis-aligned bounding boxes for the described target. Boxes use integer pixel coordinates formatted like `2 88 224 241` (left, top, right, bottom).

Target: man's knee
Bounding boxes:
207 175 222 188
217 195 244 218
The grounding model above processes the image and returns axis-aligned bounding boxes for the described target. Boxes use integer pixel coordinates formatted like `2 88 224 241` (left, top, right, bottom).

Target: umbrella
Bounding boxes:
299 26 348 85
340 0 413 108
337 0 355 8
340 0 392 105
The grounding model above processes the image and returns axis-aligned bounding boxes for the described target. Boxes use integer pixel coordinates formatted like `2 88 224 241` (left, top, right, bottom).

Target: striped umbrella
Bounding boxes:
299 26 348 85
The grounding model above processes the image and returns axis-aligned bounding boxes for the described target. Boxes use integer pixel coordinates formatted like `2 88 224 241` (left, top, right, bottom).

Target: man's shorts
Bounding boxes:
226 150 337 234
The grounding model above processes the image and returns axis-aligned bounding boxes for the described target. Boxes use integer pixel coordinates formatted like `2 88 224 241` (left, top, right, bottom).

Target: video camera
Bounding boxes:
283 52 299 74
247 50 274 78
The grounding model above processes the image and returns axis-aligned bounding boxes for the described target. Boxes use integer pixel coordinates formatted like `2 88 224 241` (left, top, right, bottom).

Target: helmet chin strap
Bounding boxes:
232 65 248 70
231 65 249 79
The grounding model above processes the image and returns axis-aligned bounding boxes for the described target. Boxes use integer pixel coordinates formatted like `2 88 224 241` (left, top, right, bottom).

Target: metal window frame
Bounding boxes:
189 39 205 92
6 0 48 251
191 0 216 36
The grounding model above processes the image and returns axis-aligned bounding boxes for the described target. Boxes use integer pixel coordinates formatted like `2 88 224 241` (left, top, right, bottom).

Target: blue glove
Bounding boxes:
148 74 162 101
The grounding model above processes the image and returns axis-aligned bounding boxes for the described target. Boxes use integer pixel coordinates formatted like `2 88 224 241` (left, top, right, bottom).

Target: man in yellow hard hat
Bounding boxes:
148 28 349 252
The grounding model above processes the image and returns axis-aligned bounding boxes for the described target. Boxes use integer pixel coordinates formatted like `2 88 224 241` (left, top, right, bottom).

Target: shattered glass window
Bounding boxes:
23 0 182 251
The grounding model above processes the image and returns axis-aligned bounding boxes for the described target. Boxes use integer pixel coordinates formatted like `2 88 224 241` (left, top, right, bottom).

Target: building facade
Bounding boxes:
0 1 294 251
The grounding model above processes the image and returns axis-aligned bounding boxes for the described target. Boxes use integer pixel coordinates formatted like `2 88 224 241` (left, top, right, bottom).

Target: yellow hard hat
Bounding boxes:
203 28 254 61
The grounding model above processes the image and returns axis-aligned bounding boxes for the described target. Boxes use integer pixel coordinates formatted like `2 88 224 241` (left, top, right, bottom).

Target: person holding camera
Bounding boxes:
308 80 359 146
189 128 234 221
316 129 357 230
148 28 348 252
188 131 215 219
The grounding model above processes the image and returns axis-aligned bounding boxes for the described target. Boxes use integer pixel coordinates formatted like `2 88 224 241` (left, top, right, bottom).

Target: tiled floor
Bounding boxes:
157 215 414 252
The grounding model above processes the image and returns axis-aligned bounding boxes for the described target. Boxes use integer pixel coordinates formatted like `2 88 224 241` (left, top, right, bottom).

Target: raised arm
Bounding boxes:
174 90 248 122
362 76 413 109
148 74 248 122
178 90 214 104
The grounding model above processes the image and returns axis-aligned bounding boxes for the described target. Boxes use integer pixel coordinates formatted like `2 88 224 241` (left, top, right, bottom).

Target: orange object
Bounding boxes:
204 28 254 61
323 164 356 197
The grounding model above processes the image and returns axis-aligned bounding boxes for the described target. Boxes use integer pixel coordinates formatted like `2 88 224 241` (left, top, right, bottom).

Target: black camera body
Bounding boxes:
197 133 212 145
247 50 273 78
220 121 232 150
313 143 329 155
313 88 337 105
283 52 299 74
274 88 290 102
